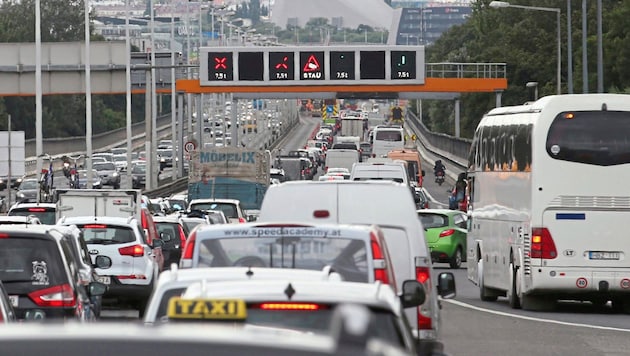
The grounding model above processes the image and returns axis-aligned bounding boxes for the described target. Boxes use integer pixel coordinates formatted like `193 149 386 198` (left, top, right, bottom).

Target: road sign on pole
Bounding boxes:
184 140 196 153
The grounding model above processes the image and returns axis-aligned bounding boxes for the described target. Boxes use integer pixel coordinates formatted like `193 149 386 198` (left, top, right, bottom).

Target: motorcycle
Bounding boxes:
62 161 72 179
435 170 445 186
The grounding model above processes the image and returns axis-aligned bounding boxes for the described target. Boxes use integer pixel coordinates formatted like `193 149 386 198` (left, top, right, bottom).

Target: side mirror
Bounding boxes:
400 280 426 308
437 272 457 299
421 170 426 177
152 239 164 249
247 215 257 222
88 281 108 297
94 255 112 269
160 231 172 242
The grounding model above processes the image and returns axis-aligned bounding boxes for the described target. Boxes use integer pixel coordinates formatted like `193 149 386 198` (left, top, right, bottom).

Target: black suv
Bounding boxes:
0 225 109 321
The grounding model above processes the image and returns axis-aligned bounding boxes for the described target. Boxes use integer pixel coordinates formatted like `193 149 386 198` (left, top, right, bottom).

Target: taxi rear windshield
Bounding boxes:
8 208 56 225
0 238 66 286
196 236 369 282
546 110 630 166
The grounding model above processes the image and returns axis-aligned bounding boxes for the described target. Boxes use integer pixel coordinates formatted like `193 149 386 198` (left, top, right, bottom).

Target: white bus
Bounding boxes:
466 94 630 312
371 125 405 157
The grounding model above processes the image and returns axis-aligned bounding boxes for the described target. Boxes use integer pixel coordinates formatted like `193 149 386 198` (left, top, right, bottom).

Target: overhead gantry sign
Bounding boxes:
177 45 506 99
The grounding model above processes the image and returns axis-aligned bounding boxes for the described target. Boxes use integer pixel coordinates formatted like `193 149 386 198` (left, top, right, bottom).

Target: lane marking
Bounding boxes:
443 299 630 333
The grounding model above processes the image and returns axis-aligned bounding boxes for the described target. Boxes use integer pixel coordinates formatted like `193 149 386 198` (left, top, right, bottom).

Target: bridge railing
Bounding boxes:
426 62 507 79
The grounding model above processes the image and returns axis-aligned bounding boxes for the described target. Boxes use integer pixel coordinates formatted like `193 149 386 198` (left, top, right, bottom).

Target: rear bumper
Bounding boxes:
102 279 154 303
527 267 630 297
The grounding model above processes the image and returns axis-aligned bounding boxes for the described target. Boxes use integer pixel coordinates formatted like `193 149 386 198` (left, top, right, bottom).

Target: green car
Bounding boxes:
418 209 468 269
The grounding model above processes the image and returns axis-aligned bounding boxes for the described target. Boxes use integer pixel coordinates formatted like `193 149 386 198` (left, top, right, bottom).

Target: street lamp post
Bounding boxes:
489 1 561 95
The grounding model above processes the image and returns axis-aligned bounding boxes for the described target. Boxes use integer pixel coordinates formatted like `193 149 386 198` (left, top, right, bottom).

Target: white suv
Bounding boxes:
188 198 247 224
57 216 162 316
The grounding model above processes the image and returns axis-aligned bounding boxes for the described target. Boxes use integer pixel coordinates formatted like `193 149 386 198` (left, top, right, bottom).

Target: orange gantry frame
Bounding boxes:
169 77 508 95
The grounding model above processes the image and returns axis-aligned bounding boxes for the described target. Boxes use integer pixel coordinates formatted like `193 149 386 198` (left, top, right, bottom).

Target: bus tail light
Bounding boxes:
530 227 558 259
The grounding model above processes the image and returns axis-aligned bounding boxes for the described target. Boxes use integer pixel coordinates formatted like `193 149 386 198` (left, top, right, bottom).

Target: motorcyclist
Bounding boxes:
434 160 446 177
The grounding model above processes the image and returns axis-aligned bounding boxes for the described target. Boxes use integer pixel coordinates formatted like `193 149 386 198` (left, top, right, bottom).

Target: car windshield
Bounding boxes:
0 237 65 286
132 165 146 174
181 219 209 236
77 224 136 244
196 234 369 282
375 130 402 141
8 208 56 225
19 180 38 190
189 203 238 219
418 213 448 228
94 162 116 171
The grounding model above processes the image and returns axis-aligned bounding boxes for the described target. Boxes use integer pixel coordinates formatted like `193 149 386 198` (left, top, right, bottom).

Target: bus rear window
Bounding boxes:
546 111 630 166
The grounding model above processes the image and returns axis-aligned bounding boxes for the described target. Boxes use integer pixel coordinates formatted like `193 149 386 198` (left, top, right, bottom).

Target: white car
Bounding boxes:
57 216 163 316
169 278 426 354
143 265 343 324
188 198 247 224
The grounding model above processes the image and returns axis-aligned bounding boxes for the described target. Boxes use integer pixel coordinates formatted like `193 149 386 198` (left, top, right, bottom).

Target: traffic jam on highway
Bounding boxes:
3 96 630 355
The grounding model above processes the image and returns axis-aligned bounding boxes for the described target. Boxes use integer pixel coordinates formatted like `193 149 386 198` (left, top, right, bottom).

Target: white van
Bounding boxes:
350 161 408 185
324 149 359 173
371 126 405 157
258 180 455 355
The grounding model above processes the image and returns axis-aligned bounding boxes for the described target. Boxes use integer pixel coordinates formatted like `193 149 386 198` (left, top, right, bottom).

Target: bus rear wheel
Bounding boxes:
507 262 521 309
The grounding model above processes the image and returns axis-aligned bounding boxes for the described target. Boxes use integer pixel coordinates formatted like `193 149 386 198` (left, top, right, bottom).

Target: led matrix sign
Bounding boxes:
199 46 424 86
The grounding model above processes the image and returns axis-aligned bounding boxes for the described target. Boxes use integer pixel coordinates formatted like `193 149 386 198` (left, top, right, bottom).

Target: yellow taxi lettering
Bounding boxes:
176 299 194 314
192 300 212 315
210 301 226 315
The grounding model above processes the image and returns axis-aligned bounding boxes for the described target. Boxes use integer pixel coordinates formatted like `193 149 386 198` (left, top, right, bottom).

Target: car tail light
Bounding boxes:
238 217 246 223
118 245 144 257
439 229 455 238
178 226 187 246
530 227 558 259
180 230 197 268
256 303 325 310
0 233 8 239
415 265 432 330
370 232 389 285
29 284 76 307
313 210 330 218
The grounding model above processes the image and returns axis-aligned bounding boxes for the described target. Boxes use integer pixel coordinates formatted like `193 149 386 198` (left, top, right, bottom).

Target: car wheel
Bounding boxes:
449 247 462 269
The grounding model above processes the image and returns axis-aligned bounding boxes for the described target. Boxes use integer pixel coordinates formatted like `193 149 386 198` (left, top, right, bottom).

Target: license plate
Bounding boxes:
9 295 18 307
96 276 111 285
589 251 620 260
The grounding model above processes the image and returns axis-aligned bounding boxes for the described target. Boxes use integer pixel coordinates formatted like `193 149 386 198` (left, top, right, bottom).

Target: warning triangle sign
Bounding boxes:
303 55 321 72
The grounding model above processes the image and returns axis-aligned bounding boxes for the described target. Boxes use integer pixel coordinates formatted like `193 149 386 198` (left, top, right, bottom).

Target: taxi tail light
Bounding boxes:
415 265 432 330
530 227 558 259
118 245 144 257
439 229 455 238
254 302 326 311
28 208 46 212
370 232 390 286
29 284 76 307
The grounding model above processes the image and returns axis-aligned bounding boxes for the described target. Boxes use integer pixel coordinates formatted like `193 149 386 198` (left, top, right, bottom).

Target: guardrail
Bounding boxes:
405 110 471 174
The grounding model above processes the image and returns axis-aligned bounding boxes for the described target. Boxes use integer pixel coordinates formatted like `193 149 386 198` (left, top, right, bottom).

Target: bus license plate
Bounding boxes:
9 295 18 307
97 276 111 285
589 251 620 260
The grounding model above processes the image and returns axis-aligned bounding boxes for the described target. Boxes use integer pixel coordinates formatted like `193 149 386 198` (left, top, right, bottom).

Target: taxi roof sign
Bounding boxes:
167 298 247 321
